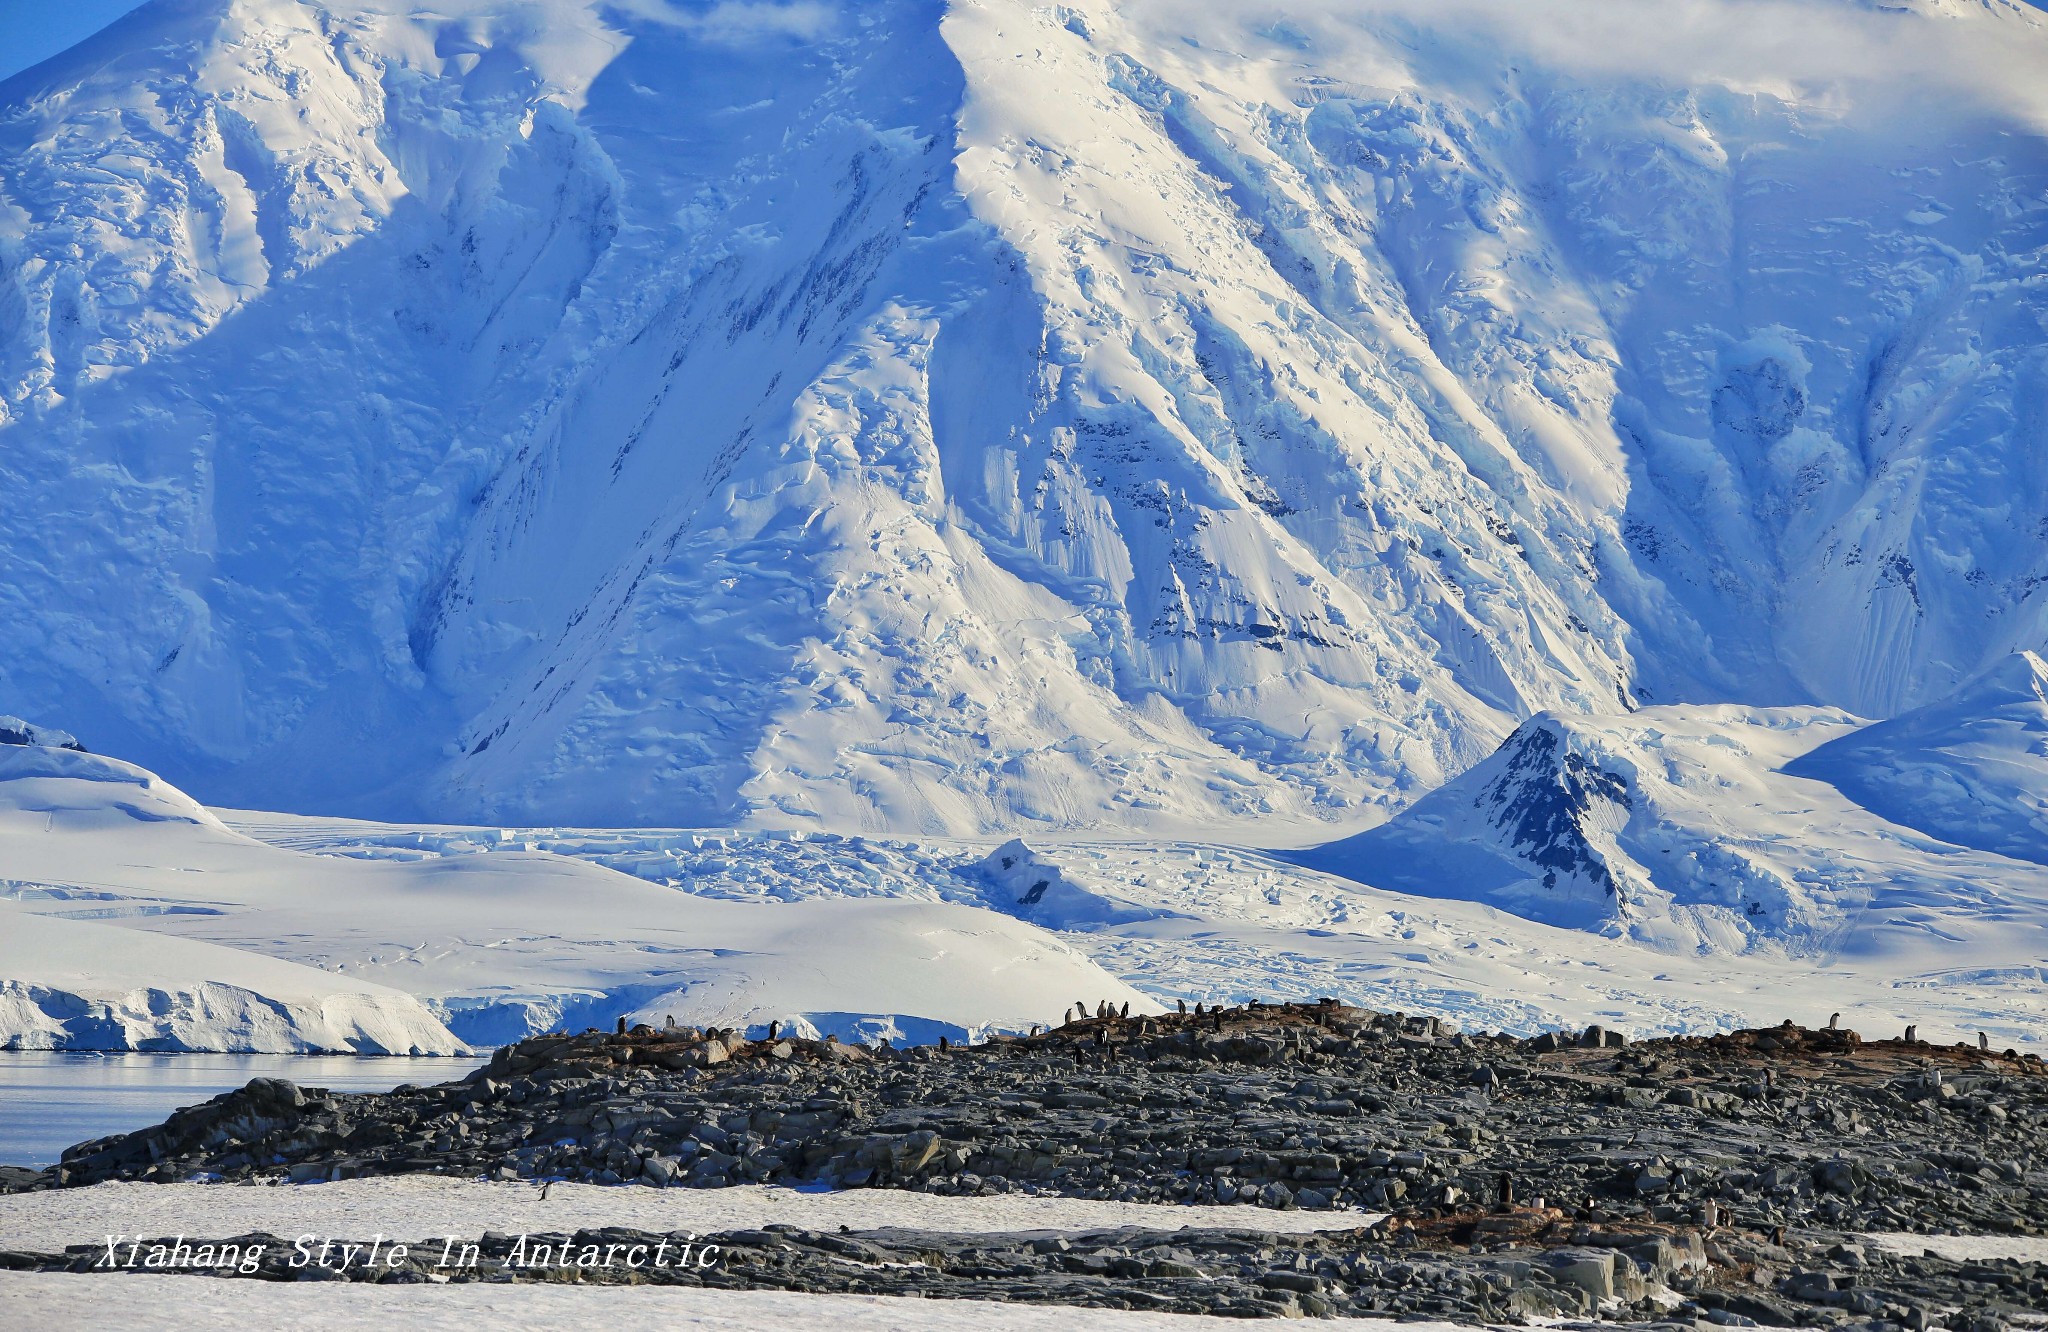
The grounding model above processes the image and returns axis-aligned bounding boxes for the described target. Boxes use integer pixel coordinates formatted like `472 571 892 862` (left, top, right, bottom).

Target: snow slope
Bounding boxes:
4 0 2045 833
0 740 1156 1048
1788 651 2048 866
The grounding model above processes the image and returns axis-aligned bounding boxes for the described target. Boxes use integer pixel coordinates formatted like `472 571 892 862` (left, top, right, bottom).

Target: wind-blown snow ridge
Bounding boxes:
4 0 2045 832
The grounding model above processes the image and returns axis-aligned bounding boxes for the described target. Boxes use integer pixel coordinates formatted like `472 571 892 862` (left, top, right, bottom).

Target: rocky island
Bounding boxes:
5 1004 2044 1326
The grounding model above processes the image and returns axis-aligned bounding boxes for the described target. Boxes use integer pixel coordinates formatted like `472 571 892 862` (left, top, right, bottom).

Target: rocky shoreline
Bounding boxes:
6 1003 2045 1325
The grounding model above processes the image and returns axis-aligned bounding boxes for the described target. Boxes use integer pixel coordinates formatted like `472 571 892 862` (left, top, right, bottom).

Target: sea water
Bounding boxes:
0 1051 488 1168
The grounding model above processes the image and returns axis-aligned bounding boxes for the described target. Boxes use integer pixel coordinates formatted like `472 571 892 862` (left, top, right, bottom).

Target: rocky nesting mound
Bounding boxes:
6 1004 2045 1324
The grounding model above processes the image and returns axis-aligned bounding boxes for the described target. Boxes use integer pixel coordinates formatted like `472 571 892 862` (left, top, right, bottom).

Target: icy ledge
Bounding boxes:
0 910 465 1055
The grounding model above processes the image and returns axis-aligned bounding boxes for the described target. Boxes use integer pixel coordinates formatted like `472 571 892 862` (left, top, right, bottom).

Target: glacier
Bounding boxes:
4 0 2045 836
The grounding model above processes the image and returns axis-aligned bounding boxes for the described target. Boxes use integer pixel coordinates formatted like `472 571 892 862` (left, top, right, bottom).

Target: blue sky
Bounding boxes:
0 0 151 83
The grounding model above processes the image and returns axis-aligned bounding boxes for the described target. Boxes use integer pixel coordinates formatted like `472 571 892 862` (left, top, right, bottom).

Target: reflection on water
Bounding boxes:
0 1051 489 1168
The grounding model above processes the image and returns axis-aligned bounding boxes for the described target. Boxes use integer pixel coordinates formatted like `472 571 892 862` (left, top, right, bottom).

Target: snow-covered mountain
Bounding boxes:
3 0 2047 837
1294 698 2048 982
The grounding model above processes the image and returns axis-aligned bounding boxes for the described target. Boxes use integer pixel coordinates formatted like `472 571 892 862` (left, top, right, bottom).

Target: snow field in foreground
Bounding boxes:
0 1273 1463 1332
0 1178 1377 1251
1862 1233 2048 1264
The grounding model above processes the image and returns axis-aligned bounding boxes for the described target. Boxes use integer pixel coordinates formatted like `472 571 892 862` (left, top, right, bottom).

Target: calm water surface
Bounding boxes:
0 1052 489 1168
